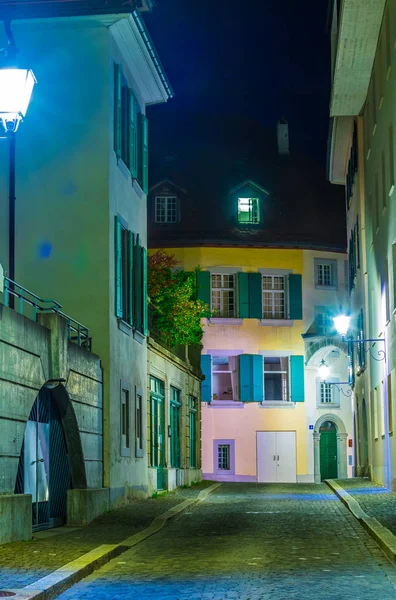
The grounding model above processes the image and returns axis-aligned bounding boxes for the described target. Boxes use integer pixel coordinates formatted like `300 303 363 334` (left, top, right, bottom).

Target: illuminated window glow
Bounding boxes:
238 197 260 224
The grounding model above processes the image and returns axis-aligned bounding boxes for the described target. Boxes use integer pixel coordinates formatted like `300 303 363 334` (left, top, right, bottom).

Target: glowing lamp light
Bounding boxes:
318 360 330 381
0 68 36 133
333 314 351 337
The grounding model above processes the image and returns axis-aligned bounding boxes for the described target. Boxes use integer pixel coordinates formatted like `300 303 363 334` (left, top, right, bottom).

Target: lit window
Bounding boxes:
238 197 260 224
262 275 286 319
155 196 178 223
211 273 236 317
263 357 289 401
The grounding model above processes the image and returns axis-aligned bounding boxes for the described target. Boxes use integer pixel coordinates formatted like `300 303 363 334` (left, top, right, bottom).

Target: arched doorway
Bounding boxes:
313 413 348 482
15 387 71 530
319 421 338 480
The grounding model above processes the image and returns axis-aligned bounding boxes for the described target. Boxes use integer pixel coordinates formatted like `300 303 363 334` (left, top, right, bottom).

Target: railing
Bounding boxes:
0 267 91 351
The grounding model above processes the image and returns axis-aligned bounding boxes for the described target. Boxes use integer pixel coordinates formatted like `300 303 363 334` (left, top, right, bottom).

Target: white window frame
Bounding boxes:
211 355 239 402
316 377 340 407
261 274 287 319
238 197 260 224
155 196 179 223
314 258 338 290
211 273 237 318
314 306 335 336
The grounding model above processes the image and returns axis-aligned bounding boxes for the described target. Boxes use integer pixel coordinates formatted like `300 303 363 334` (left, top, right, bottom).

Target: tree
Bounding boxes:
148 250 209 347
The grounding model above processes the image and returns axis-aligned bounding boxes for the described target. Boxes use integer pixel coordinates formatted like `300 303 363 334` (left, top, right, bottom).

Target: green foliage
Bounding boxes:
148 250 210 347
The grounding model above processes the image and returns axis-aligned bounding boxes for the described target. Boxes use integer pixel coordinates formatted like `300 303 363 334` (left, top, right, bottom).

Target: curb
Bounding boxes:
325 479 396 564
9 482 222 600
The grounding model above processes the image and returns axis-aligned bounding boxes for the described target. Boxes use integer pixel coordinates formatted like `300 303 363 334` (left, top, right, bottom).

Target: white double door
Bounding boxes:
257 431 296 483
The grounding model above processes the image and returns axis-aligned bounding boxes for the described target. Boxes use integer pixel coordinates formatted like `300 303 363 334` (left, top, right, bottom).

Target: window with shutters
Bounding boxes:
237 197 260 224
314 258 338 290
113 63 146 188
212 356 239 401
114 217 148 336
189 396 197 468
263 357 289 401
120 381 131 456
135 388 144 458
155 196 178 223
170 387 181 468
211 273 236 317
262 275 286 319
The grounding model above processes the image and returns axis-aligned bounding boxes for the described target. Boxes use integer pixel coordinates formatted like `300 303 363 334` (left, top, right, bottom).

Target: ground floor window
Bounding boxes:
218 444 230 470
170 386 181 468
189 396 197 468
149 377 165 469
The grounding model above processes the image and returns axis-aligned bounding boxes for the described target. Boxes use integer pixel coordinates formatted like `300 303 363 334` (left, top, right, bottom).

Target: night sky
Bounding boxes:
144 0 346 247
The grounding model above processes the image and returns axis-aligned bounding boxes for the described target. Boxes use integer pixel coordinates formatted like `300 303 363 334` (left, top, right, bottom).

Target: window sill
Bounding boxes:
259 319 293 327
132 178 145 198
135 448 144 458
121 447 131 458
315 284 337 291
209 401 245 408
118 319 132 336
134 329 146 345
208 318 243 326
317 403 340 409
260 401 295 409
117 157 131 180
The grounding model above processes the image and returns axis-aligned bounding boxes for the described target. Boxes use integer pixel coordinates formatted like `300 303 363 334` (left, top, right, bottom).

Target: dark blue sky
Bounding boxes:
146 0 332 163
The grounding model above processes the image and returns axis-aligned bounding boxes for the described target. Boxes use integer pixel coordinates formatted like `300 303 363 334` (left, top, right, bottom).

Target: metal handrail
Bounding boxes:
1 270 91 350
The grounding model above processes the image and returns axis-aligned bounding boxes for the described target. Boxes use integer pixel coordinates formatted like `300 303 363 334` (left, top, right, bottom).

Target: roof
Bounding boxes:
229 179 270 196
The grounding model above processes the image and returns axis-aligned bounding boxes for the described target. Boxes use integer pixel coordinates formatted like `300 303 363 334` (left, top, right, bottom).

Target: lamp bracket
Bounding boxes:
346 337 386 362
323 380 352 397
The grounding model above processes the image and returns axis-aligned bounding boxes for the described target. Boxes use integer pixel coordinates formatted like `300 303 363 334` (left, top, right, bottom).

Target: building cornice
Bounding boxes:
327 116 354 184
330 0 386 116
110 12 173 105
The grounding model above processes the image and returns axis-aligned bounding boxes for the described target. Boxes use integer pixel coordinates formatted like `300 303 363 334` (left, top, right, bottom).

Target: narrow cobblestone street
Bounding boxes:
55 483 396 600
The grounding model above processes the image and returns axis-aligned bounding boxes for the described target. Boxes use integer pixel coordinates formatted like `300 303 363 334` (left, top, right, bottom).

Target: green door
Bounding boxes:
320 421 338 480
150 377 165 490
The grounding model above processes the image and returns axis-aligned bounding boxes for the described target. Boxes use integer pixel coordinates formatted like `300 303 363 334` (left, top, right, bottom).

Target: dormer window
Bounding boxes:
155 196 178 223
238 197 260 224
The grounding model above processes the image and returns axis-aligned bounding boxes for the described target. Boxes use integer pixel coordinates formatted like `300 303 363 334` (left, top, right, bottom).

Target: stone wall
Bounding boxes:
0 306 104 542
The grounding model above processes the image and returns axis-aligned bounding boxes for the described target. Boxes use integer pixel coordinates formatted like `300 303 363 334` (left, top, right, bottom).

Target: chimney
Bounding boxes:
277 118 289 156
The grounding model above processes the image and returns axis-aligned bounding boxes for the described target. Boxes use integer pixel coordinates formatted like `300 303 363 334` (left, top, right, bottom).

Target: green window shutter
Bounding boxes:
290 355 305 402
239 354 263 402
196 271 211 306
248 273 262 319
142 246 148 336
201 355 212 402
127 230 134 325
238 272 249 318
133 233 142 331
114 216 123 318
139 113 149 193
289 274 302 320
114 64 122 157
129 90 138 178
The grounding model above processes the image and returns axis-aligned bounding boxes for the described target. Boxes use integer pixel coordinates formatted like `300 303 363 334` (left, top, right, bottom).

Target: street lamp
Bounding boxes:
0 21 36 306
333 311 386 363
318 360 330 381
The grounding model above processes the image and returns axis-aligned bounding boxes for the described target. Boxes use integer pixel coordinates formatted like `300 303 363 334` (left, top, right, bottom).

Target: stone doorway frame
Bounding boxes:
313 413 348 483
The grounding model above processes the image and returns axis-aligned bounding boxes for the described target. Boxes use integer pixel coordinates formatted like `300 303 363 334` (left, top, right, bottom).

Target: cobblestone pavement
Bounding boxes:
0 482 212 591
335 477 396 535
56 483 396 600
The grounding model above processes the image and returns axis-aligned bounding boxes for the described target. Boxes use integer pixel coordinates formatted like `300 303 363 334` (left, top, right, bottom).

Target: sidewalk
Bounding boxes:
333 477 396 535
0 481 214 594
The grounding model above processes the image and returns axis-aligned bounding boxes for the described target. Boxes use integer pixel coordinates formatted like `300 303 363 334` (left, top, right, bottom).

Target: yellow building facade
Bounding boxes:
153 245 351 483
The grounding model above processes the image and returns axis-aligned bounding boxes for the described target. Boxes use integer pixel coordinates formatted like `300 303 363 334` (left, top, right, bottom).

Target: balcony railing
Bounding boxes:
0 267 91 351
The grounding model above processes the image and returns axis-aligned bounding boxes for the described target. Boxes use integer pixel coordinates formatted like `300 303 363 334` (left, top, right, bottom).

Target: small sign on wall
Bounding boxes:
309 425 314 430
348 455 353 466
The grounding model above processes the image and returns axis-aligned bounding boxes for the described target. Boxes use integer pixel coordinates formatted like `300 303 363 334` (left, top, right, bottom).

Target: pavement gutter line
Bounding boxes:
8 482 222 600
325 479 396 564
